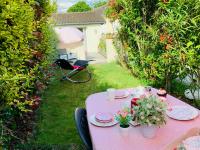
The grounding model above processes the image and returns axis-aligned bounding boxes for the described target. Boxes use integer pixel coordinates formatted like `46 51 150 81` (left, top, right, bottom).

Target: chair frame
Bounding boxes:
74 108 93 150
55 58 93 83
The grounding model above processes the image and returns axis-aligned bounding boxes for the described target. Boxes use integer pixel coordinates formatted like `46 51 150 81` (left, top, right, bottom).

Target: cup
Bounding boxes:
107 88 115 101
157 88 167 97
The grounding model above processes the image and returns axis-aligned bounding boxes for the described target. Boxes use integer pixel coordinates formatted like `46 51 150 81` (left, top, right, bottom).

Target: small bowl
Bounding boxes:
157 92 167 97
157 89 167 97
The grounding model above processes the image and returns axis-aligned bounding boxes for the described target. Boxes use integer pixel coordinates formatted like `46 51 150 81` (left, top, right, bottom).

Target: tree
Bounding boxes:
93 0 107 8
67 1 91 12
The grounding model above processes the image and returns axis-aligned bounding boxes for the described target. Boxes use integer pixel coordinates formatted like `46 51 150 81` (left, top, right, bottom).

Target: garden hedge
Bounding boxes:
0 0 57 148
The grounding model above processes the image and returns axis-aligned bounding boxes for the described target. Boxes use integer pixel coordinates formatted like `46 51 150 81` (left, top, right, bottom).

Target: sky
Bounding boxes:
56 0 96 13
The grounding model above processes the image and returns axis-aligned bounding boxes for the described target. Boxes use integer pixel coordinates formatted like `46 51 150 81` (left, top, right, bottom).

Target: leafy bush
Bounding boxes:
106 0 200 94
0 0 57 148
67 1 91 12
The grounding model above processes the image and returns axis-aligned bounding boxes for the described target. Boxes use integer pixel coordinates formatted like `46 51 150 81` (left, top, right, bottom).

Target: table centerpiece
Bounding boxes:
133 94 167 138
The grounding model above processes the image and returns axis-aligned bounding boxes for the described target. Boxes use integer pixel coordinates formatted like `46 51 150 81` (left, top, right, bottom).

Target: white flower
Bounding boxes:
147 104 152 109
156 107 161 111
153 116 157 120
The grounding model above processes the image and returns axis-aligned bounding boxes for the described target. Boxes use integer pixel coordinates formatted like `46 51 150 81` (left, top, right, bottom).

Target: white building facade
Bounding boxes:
52 6 117 62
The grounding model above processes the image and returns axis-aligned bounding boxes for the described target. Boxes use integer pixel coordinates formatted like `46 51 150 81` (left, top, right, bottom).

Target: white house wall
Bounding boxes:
55 24 105 60
85 24 104 53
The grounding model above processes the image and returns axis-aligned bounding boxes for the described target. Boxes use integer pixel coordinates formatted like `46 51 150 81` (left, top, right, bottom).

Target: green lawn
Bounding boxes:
32 62 144 148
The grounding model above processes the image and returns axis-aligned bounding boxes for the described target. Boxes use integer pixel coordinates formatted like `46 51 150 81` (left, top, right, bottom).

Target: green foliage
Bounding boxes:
0 0 57 147
98 37 106 57
106 0 200 93
93 0 107 8
134 95 167 126
67 1 91 12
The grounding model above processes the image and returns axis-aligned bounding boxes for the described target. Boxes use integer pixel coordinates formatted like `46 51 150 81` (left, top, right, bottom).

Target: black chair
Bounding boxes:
74 108 93 150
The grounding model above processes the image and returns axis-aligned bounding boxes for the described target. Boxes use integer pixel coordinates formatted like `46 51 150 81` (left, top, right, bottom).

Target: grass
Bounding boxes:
31 62 144 148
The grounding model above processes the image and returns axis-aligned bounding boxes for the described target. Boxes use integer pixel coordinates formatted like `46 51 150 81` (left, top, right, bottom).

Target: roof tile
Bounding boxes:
52 6 106 25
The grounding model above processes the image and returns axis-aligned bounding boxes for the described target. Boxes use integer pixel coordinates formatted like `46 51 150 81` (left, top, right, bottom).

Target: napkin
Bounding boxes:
95 113 113 123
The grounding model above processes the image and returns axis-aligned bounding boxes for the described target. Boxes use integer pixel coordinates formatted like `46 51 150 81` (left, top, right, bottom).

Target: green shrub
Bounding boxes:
67 1 91 12
106 0 200 93
0 0 57 147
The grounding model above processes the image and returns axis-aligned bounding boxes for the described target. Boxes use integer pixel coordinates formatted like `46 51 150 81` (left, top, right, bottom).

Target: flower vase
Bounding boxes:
119 124 130 137
140 125 158 139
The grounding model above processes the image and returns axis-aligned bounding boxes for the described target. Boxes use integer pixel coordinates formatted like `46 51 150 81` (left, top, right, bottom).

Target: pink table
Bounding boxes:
86 88 200 150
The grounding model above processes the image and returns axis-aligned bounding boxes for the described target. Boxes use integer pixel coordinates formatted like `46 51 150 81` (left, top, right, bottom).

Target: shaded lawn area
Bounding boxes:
33 62 145 147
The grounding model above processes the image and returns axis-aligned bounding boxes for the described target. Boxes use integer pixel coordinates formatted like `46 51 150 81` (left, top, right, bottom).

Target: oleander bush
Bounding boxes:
106 0 200 95
0 0 57 148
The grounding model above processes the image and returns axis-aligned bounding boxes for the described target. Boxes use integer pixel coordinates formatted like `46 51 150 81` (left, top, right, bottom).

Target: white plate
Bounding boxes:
89 114 118 127
115 91 129 99
166 106 199 121
183 136 200 149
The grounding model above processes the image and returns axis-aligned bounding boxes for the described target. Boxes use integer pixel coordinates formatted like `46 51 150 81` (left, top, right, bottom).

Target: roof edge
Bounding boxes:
52 5 107 15
55 22 106 26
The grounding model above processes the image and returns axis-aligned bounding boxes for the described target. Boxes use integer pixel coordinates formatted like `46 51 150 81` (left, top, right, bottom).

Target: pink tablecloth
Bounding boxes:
86 88 200 150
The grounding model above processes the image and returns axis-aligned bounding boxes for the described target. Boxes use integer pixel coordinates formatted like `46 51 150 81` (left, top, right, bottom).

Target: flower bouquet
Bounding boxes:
133 94 167 138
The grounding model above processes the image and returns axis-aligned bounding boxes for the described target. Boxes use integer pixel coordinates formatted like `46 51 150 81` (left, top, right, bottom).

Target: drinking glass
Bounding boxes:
107 88 115 101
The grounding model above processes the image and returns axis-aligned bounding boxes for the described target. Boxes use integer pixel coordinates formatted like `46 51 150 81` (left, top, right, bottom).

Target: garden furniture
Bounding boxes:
59 52 77 62
74 108 93 150
55 59 93 83
85 88 200 150
55 27 84 47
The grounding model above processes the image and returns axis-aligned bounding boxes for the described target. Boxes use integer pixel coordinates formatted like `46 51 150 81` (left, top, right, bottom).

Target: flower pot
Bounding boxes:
140 125 158 139
119 124 130 137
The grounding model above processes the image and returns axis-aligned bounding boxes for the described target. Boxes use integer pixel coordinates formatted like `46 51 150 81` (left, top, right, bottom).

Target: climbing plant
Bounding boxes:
0 0 57 148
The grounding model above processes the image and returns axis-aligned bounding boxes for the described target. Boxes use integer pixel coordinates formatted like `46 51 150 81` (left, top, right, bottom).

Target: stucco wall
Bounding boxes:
55 24 105 59
106 39 117 62
85 24 104 53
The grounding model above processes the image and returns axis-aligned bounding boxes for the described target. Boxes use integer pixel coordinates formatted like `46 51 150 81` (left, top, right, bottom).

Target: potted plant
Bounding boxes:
115 108 132 134
133 94 167 138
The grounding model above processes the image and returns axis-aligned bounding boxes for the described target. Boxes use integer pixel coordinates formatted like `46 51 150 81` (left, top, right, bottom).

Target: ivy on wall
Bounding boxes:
0 0 57 147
